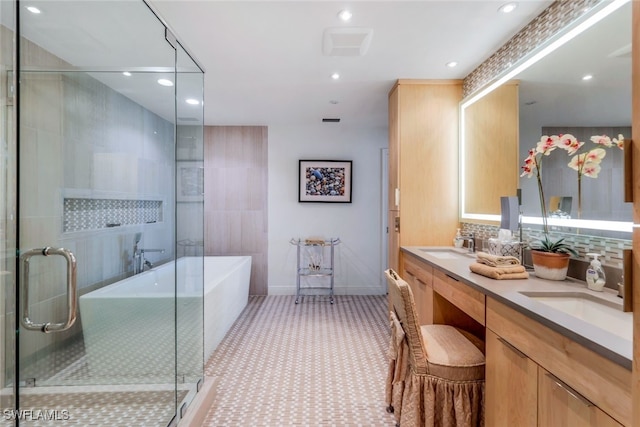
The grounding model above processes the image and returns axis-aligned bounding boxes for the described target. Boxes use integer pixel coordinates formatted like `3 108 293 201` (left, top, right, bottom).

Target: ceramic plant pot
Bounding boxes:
530 250 571 281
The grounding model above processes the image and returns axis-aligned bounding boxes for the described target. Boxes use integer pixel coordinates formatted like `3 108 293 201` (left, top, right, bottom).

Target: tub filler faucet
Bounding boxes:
133 233 165 274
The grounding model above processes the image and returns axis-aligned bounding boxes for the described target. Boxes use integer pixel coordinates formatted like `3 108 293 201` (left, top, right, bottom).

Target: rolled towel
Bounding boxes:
305 238 325 245
469 262 529 280
476 251 521 267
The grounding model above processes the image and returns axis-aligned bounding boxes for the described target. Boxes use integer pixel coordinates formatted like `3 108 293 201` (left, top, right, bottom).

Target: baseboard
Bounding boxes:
268 286 386 296
178 376 217 427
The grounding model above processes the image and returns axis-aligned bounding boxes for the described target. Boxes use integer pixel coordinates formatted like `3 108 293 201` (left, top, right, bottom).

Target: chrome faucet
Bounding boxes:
133 233 164 274
138 249 164 272
460 233 475 253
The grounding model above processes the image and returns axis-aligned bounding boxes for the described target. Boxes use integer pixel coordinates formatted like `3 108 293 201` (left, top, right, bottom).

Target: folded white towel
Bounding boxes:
476 251 521 267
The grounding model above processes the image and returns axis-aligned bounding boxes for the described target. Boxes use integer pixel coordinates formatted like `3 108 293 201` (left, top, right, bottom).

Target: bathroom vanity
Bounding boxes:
399 247 631 426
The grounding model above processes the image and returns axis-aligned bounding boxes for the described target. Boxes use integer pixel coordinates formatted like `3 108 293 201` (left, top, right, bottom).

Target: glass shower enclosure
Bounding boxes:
1 1 204 425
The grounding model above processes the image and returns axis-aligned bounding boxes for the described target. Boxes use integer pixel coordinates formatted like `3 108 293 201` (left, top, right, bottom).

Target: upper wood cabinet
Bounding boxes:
387 80 462 271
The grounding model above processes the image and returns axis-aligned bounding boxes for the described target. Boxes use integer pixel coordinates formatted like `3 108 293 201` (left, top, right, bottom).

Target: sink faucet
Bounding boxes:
460 233 475 253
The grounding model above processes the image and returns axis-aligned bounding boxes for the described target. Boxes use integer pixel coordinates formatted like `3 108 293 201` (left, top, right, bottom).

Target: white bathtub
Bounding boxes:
79 256 251 383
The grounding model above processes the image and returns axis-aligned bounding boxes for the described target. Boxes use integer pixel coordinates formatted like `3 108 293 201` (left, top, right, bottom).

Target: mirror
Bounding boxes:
460 0 632 236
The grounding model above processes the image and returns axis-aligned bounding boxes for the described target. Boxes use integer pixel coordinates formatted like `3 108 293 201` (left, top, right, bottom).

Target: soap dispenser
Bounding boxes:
453 228 463 248
586 253 606 292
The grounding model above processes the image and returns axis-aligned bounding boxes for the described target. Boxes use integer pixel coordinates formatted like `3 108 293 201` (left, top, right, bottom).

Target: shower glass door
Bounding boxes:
3 1 204 425
1 0 16 422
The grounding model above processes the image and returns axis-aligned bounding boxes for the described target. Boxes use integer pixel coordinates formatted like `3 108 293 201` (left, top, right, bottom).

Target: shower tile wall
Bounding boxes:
17 36 176 363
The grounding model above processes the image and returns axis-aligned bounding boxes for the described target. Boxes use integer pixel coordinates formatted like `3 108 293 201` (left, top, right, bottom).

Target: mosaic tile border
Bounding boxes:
460 222 631 269
463 0 603 97
63 198 162 232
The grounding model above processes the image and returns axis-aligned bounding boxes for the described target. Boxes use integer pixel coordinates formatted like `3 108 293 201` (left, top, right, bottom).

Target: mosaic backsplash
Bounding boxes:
64 198 163 232
460 222 631 269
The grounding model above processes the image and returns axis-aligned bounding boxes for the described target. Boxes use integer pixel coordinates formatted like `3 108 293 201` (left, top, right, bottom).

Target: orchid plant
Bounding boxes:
520 133 624 248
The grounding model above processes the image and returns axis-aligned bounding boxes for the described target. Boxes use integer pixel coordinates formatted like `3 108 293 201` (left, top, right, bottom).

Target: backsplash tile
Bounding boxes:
460 222 631 269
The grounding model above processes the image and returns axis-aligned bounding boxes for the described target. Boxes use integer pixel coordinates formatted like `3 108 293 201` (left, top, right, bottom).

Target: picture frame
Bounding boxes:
298 160 352 203
177 161 204 203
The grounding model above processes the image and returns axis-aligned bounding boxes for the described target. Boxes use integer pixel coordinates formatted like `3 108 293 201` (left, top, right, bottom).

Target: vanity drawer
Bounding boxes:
433 269 485 325
402 253 433 287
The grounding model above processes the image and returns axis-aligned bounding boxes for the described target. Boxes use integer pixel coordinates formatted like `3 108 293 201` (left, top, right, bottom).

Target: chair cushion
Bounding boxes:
420 324 485 382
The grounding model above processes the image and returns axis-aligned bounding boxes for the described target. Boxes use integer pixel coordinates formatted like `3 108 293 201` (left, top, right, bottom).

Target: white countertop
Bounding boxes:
401 246 632 370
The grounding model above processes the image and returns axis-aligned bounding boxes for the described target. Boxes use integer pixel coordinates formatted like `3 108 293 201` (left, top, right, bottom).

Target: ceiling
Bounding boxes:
9 1 559 127
146 0 555 126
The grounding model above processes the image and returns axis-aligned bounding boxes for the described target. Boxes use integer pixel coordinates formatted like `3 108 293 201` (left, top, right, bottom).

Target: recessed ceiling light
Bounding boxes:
122 71 132 77
185 98 200 105
446 61 458 68
498 2 518 13
338 9 352 22
331 73 340 80
26 6 41 14
582 74 593 81
157 78 174 87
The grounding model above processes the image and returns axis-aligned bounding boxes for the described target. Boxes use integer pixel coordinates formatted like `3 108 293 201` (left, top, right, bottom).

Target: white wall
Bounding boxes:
268 124 388 295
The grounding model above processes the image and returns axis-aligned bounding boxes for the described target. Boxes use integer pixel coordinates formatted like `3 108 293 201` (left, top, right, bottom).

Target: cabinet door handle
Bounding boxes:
416 278 427 286
623 249 632 312
624 138 632 202
497 337 527 359
545 373 593 407
445 274 459 282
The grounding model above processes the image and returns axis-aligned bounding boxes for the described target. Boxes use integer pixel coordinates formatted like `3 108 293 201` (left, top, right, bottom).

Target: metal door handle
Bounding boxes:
20 247 78 333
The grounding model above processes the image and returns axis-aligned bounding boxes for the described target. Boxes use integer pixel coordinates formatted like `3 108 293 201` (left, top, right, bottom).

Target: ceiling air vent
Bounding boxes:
322 27 373 57
322 118 340 123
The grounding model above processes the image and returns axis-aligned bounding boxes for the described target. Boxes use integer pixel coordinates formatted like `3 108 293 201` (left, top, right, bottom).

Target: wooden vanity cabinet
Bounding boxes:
401 252 434 325
538 368 622 427
487 327 623 427
485 329 537 427
486 297 630 426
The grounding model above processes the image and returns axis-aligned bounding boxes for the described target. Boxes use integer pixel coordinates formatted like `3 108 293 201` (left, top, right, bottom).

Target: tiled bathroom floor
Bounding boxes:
6 338 191 426
203 295 396 426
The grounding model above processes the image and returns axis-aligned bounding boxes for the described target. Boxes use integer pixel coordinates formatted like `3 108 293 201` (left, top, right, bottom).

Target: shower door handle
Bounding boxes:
20 247 78 333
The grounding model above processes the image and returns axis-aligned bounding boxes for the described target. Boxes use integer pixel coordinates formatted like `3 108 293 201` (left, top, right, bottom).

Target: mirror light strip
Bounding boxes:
521 216 633 233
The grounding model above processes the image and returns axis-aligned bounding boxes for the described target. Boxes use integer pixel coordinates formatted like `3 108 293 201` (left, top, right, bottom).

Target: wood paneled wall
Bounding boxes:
204 126 268 295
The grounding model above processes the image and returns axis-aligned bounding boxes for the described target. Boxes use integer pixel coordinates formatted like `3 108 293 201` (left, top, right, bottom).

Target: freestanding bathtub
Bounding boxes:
79 256 251 383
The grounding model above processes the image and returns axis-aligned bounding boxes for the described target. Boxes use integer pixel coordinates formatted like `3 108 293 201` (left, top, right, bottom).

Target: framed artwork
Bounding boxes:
177 161 204 202
298 160 352 203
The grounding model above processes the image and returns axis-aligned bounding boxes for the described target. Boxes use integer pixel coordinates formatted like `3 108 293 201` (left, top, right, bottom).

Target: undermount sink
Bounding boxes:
519 291 631 341
419 248 473 259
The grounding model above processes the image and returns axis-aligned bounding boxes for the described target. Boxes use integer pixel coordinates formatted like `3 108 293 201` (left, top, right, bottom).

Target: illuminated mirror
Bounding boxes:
460 0 632 236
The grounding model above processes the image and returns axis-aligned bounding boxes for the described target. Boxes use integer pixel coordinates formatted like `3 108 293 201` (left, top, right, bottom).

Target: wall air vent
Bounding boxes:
322 27 373 57
322 118 341 123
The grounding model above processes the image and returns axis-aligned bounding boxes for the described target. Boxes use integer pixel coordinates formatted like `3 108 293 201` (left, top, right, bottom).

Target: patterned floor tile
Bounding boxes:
203 295 396 426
